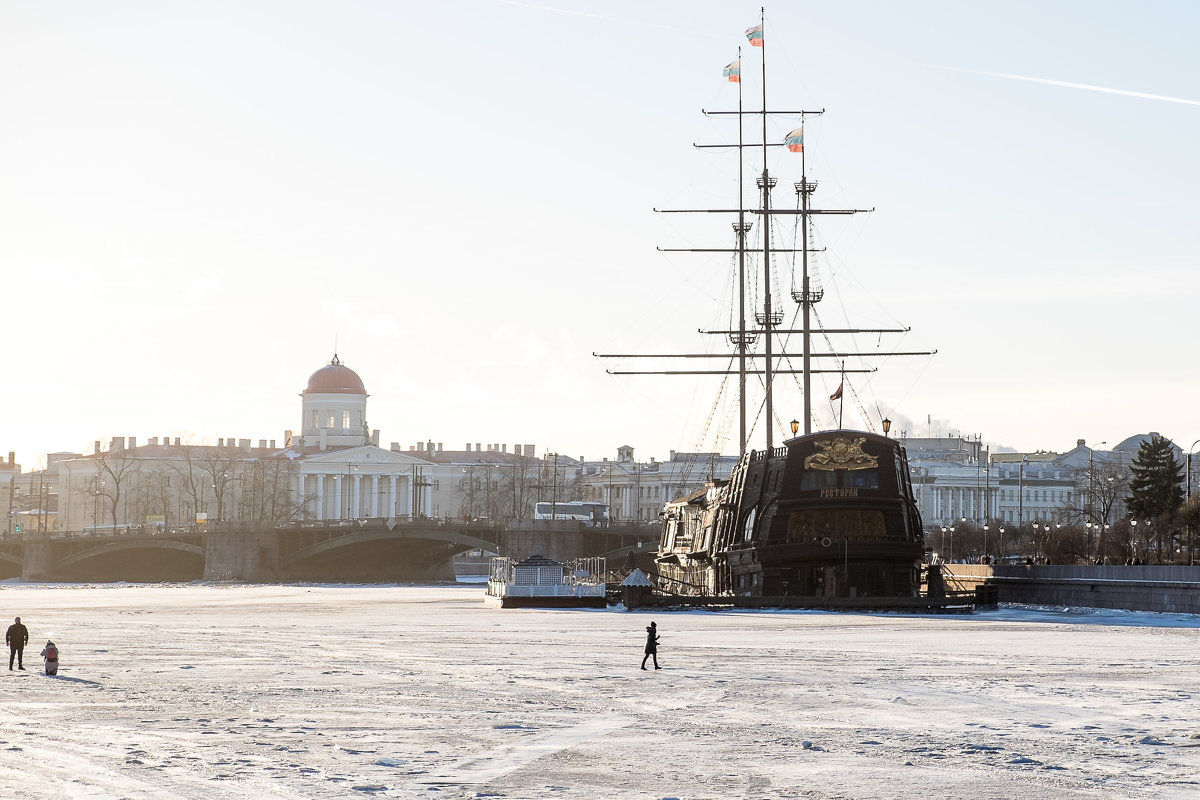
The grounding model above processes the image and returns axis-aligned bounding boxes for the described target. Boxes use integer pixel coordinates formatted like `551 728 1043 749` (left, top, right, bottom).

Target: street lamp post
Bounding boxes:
1018 455 1028 539
1087 442 1107 562
1188 439 1200 565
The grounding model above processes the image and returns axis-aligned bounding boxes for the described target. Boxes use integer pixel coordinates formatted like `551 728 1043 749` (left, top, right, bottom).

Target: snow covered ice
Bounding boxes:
1 583 1198 799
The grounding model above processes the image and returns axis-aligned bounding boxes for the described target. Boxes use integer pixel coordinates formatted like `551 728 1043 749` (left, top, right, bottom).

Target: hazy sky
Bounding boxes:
3 1 1199 469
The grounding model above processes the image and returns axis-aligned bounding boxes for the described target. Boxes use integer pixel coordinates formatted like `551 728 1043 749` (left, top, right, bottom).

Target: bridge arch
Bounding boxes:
282 528 499 570
56 539 205 572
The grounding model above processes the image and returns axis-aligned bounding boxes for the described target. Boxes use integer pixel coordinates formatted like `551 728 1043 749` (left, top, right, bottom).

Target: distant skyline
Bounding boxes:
3 1 1199 470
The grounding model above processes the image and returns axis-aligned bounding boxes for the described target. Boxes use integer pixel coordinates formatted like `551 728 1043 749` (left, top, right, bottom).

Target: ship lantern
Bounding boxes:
790 419 800 435
882 418 892 437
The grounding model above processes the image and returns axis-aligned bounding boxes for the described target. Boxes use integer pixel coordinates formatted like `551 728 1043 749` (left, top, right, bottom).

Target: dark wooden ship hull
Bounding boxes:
656 430 925 598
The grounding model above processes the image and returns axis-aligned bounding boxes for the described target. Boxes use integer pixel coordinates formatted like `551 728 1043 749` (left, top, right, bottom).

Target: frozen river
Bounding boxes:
0 582 1198 799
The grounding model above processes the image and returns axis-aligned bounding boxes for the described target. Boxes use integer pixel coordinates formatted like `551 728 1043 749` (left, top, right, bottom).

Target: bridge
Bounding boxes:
0 519 661 583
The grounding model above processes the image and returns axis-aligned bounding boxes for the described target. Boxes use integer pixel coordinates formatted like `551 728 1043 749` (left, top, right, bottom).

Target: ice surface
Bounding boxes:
0 583 1198 799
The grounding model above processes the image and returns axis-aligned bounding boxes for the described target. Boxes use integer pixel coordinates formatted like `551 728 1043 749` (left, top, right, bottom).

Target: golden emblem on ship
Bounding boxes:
804 436 878 471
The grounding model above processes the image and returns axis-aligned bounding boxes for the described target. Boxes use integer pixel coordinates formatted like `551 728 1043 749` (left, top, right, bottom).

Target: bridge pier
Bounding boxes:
500 521 587 563
21 535 51 581
204 527 281 582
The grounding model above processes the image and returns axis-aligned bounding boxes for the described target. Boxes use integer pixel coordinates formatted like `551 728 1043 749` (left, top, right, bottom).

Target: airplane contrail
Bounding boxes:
981 71 1200 107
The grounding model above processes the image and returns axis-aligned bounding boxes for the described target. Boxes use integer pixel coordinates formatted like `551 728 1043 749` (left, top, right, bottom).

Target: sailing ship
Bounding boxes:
598 15 932 599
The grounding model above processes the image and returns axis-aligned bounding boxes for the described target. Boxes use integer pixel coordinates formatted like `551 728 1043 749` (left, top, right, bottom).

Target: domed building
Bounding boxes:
299 354 371 450
287 355 436 521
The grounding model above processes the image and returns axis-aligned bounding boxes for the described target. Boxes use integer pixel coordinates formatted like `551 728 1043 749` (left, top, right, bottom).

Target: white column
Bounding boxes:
389 475 398 518
294 474 305 519
315 474 325 519
351 474 362 517
368 475 379 517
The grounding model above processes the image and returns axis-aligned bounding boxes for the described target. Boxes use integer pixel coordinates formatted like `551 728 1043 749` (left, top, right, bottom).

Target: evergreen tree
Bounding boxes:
1125 434 1184 561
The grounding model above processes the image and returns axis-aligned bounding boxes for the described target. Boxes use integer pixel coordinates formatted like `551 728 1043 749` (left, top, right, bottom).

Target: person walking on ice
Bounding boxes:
40 641 58 676
641 621 661 670
6 616 27 671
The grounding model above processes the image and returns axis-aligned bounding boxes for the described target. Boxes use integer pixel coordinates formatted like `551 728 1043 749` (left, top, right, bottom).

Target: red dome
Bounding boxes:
303 355 367 395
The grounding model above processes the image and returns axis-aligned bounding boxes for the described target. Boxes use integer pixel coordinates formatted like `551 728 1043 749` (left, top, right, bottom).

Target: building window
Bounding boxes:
342 410 350 430
312 410 319 428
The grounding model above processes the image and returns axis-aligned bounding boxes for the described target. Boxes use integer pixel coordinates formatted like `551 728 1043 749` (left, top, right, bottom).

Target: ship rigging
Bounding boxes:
595 12 934 456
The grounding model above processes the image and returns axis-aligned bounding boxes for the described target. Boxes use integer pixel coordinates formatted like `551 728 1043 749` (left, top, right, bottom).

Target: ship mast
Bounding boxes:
596 14 935 453
757 6 777 451
734 45 750 455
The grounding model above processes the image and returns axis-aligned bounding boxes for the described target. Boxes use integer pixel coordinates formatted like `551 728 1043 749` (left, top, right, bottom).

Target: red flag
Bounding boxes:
829 383 843 401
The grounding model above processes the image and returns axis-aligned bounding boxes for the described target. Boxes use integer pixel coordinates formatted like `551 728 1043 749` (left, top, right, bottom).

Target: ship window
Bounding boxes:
845 470 879 489
800 469 879 490
801 471 839 491
786 510 887 541
743 507 757 542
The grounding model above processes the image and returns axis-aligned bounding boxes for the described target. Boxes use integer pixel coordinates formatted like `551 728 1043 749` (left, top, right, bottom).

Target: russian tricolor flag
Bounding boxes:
723 60 741 83
745 24 763 46
785 128 804 153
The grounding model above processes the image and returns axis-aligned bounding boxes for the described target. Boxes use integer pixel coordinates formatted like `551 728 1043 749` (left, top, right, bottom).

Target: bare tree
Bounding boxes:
95 445 140 530
238 457 305 522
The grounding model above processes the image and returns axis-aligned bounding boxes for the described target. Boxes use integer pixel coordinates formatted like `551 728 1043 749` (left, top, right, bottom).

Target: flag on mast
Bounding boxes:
723 60 741 83
829 383 843 402
784 128 804 153
745 24 763 46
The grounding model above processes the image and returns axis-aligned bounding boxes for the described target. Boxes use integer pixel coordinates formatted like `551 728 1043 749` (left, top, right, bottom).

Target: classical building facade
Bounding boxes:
574 446 739 522
54 356 440 531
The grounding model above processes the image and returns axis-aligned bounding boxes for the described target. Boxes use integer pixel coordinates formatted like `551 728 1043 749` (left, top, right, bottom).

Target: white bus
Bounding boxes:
533 501 610 527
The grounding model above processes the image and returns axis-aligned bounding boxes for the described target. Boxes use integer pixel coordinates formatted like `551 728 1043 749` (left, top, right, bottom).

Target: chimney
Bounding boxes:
174 437 181 446
475 443 481 452
239 439 251 451
8 451 14 465
149 437 158 446
129 437 136 449
111 437 125 452
502 444 507 453
438 443 443 452
269 440 276 449
258 440 267 448
218 438 224 447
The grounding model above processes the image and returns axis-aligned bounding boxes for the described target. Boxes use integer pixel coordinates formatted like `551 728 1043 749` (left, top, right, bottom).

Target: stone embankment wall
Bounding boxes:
943 564 1200 614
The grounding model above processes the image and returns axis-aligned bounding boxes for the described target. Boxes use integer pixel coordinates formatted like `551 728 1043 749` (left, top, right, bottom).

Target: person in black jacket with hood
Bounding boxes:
640 621 660 670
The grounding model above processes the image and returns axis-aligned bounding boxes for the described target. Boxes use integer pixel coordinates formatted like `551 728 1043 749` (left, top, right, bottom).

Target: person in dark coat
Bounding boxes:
641 621 660 670
6 616 28 670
